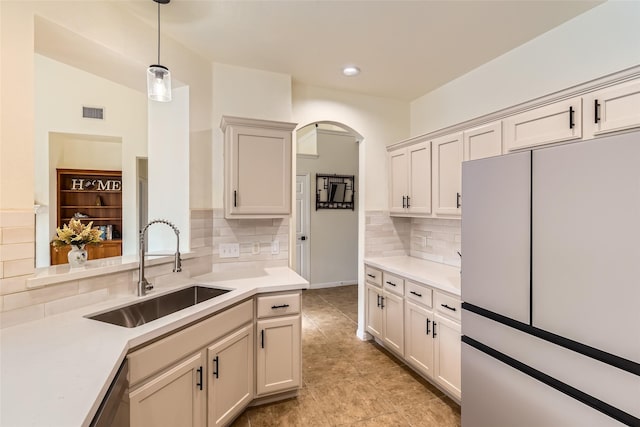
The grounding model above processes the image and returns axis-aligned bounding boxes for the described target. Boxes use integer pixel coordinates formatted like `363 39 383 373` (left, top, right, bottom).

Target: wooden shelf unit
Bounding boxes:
53 169 123 265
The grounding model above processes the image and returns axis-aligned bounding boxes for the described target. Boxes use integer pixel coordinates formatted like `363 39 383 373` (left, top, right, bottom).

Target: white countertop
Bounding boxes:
0 266 308 427
364 256 461 296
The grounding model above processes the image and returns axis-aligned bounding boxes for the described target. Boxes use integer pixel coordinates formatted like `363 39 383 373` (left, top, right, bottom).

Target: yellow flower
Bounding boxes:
51 219 103 247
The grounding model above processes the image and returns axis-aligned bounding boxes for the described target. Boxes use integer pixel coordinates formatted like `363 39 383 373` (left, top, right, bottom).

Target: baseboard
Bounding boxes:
309 280 357 289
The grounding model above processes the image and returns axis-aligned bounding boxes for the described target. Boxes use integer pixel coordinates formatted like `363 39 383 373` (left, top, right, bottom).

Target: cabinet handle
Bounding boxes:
410 290 422 298
213 356 219 379
426 318 431 335
406 196 411 208
456 192 461 209
196 366 203 390
594 99 601 123
433 321 437 338
271 304 290 309
385 281 397 287
380 296 385 309
233 190 238 207
569 106 575 129
441 303 457 312
367 273 376 279
402 195 406 209
261 330 265 349
377 295 381 308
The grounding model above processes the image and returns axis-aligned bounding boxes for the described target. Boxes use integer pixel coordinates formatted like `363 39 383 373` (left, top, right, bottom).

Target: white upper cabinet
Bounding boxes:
221 116 297 219
504 97 582 151
388 140 431 216
432 132 462 216
463 121 503 161
583 79 640 139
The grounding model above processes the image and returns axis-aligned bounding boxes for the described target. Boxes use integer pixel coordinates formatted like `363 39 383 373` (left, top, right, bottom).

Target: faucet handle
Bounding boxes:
145 282 154 292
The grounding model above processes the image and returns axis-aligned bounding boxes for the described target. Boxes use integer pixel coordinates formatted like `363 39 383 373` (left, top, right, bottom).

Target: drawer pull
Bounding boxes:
386 281 397 287
569 106 575 129
367 273 376 279
426 318 431 335
271 304 290 309
594 99 601 123
213 356 219 379
433 322 437 338
196 366 203 390
441 303 457 312
410 291 422 297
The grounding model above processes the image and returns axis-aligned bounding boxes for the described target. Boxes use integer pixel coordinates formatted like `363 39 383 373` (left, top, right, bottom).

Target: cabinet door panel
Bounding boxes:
532 134 640 364
208 325 253 427
130 352 205 427
463 121 502 161
405 300 434 379
257 315 301 395
365 284 383 338
586 79 640 137
461 151 531 324
504 97 582 151
407 142 431 215
434 314 461 400
432 133 462 216
382 291 404 356
389 149 408 214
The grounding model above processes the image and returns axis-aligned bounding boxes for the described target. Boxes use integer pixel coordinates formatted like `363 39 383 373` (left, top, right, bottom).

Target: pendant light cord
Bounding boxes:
157 1 161 64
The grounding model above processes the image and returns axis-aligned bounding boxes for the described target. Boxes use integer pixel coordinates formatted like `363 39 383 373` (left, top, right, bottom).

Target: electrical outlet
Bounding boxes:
219 243 240 258
252 242 260 255
271 240 280 255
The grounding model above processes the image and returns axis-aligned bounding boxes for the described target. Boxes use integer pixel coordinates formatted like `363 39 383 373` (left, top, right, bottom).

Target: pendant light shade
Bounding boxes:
147 0 172 102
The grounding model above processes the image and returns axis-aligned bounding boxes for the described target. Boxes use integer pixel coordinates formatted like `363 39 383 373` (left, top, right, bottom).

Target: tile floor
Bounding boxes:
231 285 461 427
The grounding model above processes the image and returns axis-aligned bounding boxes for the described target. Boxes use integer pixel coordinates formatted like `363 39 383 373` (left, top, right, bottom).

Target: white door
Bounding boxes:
388 148 408 214
434 313 461 400
256 316 301 395
432 132 463 216
295 175 310 280
405 300 434 379
382 291 404 356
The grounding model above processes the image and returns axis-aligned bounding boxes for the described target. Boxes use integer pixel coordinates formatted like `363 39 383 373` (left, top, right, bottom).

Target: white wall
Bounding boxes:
34 54 146 266
297 130 358 286
410 1 640 136
148 86 190 254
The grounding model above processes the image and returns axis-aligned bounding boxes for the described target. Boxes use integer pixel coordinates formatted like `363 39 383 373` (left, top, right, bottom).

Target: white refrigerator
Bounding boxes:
461 132 640 427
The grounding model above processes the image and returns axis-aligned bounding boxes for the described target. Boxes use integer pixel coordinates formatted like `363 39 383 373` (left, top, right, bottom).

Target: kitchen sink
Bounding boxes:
88 285 230 328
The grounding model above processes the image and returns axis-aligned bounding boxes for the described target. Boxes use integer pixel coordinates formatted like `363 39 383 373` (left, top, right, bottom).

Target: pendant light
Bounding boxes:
147 0 172 102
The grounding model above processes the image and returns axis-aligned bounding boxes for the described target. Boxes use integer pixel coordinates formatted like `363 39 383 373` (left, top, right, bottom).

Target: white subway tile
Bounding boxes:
1 227 34 244
3 282 79 311
3 258 34 277
0 276 29 295
0 242 34 261
44 289 109 317
78 271 131 293
0 211 33 228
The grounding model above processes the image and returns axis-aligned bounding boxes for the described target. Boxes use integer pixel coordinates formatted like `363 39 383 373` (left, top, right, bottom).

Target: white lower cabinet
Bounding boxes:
207 325 253 427
130 352 206 427
404 300 435 379
256 315 301 395
433 312 461 400
255 292 302 397
365 264 461 402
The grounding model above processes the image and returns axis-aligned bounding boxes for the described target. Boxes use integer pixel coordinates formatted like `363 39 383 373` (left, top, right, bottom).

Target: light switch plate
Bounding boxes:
271 240 280 255
219 243 240 258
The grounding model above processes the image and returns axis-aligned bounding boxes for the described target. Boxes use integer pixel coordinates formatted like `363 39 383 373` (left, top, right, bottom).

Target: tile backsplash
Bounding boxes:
365 211 461 268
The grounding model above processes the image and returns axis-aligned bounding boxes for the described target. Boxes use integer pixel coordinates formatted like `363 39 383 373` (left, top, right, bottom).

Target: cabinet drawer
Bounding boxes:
383 272 404 295
365 266 382 287
257 292 301 318
434 291 461 322
405 281 432 307
128 299 253 386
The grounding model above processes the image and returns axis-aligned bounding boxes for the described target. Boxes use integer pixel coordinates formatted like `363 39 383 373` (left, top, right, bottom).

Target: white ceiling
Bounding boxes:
120 0 602 101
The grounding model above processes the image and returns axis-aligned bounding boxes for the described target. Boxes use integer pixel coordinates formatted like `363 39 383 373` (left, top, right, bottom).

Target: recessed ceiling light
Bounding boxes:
342 66 361 77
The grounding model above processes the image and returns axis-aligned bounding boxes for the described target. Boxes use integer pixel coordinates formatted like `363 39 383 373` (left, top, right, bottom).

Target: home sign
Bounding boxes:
70 178 122 191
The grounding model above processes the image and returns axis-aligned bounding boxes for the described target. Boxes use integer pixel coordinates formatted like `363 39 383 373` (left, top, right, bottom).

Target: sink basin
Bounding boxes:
88 285 230 328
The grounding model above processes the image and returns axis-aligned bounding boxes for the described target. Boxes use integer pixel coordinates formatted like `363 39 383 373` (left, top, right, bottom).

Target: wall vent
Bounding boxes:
82 106 105 120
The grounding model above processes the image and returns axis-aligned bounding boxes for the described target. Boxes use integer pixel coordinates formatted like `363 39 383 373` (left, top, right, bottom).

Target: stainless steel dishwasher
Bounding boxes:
90 359 129 427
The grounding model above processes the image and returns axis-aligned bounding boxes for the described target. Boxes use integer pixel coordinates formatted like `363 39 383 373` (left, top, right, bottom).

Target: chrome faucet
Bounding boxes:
138 219 182 296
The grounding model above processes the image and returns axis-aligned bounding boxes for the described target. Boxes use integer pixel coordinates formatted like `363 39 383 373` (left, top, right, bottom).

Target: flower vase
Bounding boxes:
68 244 88 268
